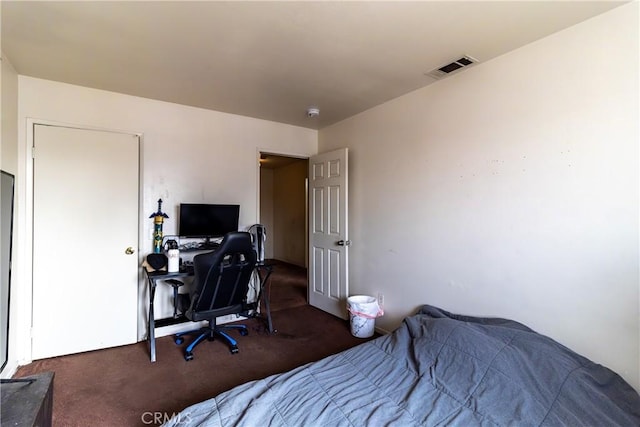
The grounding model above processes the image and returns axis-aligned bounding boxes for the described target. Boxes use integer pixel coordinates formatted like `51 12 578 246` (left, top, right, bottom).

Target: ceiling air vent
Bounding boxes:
426 55 478 79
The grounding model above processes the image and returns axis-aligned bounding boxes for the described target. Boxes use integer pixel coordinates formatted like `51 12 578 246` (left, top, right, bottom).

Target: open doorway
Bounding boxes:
258 152 309 312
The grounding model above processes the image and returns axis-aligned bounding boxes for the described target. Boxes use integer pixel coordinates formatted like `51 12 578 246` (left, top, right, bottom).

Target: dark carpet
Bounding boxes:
13 261 371 426
266 261 308 312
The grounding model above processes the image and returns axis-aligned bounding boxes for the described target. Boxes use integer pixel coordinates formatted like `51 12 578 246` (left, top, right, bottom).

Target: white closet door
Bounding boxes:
32 124 139 359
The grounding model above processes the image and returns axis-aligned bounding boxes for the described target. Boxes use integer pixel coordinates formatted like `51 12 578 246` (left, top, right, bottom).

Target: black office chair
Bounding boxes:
174 232 257 360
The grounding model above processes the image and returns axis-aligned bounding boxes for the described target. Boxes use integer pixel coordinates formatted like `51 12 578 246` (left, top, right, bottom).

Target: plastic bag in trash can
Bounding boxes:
347 295 384 338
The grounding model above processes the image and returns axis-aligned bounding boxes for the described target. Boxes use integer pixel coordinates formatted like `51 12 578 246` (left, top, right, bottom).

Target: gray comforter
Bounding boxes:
164 305 640 426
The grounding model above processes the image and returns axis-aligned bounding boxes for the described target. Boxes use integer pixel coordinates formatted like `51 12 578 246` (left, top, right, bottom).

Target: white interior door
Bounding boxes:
32 124 139 359
308 148 349 318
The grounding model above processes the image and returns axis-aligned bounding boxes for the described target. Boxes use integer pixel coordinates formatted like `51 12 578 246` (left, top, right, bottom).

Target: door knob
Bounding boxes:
125 247 135 255
336 240 351 246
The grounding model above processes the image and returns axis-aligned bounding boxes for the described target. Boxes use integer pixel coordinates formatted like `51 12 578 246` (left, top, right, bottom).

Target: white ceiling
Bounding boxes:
1 1 625 130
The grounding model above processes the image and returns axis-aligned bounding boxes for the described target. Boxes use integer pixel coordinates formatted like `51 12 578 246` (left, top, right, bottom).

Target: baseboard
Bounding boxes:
374 325 391 335
0 360 18 379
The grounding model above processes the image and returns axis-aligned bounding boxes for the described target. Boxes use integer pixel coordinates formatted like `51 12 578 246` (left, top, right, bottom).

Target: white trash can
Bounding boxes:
347 295 384 338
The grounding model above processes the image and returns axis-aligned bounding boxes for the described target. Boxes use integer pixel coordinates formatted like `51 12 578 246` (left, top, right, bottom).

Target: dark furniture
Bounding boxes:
1 371 54 427
1 171 16 373
146 253 185 319
174 232 257 360
143 237 274 362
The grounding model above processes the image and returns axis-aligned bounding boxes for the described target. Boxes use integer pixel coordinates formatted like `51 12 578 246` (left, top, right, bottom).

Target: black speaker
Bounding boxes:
147 253 167 270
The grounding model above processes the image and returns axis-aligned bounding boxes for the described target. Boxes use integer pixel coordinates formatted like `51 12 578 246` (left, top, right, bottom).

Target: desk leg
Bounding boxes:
258 267 275 334
148 277 157 362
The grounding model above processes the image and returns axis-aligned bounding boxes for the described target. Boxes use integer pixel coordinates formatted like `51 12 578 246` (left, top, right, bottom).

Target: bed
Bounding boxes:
164 305 640 426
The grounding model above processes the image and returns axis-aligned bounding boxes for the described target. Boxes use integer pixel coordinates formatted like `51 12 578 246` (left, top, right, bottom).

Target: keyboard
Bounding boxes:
198 242 220 250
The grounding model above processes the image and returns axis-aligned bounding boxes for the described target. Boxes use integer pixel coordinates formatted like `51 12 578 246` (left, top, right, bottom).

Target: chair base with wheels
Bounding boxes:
174 231 257 361
174 318 249 360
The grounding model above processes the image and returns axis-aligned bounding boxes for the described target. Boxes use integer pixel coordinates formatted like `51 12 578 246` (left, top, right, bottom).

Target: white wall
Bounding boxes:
260 160 307 266
260 168 275 259
1 54 18 173
13 77 316 365
320 3 639 390
272 160 307 266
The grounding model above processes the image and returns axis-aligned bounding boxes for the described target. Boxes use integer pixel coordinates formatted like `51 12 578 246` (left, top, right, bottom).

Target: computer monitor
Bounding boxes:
178 204 239 239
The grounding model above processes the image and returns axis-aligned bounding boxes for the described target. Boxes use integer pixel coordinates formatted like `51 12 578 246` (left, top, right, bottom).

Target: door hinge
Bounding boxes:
31 146 36 158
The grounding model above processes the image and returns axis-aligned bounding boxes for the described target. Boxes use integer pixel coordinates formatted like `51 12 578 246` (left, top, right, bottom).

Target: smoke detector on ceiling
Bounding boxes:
426 55 479 80
306 107 320 118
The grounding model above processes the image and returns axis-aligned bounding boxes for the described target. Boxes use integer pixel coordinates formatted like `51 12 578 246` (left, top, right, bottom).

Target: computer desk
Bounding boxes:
144 262 274 362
